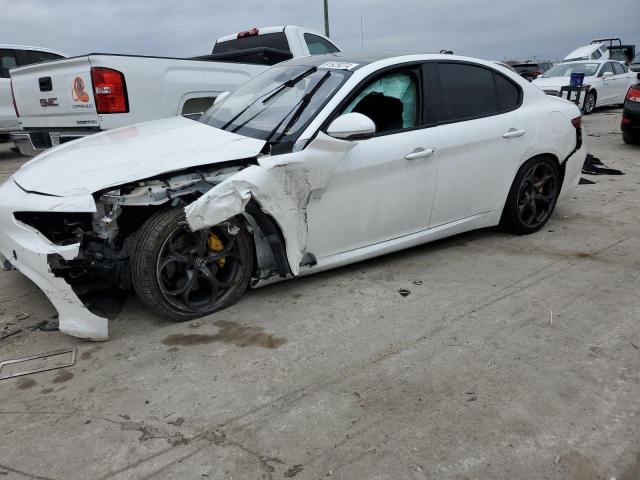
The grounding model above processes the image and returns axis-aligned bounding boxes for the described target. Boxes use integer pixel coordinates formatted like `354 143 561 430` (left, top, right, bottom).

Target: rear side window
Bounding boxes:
27 50 63 64
495 73 520 111
437 63 521 122
0 49 17 78
212 32 291 54
612 62 626 75
304 34 339 55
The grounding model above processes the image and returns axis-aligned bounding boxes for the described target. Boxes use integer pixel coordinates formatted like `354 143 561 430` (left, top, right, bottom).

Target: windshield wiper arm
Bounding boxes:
221 67 317 131
266 70 332 145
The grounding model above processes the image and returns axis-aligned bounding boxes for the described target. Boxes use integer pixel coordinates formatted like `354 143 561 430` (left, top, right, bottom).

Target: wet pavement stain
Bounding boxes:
558 451 609 480
16 377 37 390
162 320 287 349
40 388 53 394
80 346 102 360
52 370 74 384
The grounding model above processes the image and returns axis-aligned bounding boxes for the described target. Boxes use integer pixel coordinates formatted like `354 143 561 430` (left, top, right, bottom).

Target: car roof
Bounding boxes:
284 51 445 70
0 44 66 57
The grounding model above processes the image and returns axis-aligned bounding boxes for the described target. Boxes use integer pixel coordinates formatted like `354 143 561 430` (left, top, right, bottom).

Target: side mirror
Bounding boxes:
636 72 640 81
602 71 614 77
326 113 376 140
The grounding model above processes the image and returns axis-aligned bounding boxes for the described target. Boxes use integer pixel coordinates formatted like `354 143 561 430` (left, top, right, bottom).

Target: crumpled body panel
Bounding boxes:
185 133 355 274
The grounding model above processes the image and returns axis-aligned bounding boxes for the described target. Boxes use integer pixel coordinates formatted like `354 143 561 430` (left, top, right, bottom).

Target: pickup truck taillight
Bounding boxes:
10 79 19 117
626 85 640 103
90 67 128 114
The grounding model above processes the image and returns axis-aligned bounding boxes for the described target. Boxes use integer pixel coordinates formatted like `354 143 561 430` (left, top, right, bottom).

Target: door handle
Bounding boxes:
404 148 437 160
502 128 526 139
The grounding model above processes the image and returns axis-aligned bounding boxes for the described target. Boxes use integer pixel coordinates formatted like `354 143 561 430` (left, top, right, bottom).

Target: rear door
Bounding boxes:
429 61 533 227
11 56 99 129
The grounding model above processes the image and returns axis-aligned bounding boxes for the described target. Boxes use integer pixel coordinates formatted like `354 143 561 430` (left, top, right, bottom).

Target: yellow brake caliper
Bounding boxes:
207 232 226 268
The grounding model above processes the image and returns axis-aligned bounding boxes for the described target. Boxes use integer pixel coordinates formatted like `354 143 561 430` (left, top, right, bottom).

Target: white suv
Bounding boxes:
0 45 65 136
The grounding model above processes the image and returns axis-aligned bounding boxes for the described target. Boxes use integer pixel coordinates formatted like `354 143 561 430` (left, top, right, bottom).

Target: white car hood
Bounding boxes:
13 116 266 197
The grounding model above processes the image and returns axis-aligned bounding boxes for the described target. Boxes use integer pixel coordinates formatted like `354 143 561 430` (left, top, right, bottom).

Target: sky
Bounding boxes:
2 0 638 62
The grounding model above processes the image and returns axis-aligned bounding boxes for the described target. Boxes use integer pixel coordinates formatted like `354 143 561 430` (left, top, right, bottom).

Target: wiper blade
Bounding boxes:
261 66 317 104
266 70 332 145
221 66 317 131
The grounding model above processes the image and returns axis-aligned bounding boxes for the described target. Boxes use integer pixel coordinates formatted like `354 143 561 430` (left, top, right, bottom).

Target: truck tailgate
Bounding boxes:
11 57 99 129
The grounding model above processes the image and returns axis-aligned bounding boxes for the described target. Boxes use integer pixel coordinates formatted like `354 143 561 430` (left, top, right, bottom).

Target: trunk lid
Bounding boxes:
13 116 266 197
11 56 99 129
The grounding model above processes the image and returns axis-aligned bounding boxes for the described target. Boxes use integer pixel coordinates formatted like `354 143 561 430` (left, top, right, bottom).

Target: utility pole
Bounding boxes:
323 0 330 37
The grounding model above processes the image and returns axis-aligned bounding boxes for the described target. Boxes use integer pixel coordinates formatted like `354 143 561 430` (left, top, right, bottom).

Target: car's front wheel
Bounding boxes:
500 156 560 235
131 208 254 321
583 91 596 114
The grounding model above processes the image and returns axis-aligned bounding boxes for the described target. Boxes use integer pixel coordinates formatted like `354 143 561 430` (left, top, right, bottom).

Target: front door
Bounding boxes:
307 66 441 258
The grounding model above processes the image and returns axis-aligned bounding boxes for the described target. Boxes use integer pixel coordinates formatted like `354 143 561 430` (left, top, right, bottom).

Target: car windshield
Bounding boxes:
543 63 599 78
200 65 350 146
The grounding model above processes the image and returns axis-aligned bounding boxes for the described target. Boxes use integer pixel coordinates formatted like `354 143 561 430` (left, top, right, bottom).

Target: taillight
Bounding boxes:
571 116 582 129
10 79 19 117
90 67 128 114
237 27 259 38
626 86 640 103
622 116 632 124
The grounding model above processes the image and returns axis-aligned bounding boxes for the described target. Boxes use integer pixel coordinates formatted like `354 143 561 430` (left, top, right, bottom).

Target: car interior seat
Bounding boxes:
351 92 404 133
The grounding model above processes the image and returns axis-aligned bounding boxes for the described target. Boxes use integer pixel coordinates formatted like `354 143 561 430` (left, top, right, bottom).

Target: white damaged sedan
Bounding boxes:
0 53 586 340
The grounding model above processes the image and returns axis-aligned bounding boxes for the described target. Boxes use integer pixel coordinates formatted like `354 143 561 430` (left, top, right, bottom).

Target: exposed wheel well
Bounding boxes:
242 200 291 280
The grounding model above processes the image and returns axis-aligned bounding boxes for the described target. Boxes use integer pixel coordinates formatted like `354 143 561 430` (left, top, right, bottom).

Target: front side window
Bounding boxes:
599 63 615 76
27 50 63 64
200 65 349 147
341 70 418 134
304 34 339 55
0 49 17 78
543 63 600 78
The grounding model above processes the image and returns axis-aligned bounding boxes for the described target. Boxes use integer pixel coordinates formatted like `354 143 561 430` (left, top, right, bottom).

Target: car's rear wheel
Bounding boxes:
583 91 596 114
500 157 560 235
131 208 254 321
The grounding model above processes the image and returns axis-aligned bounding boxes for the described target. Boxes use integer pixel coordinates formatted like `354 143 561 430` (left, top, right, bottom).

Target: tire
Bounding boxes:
500 156 561 235
622 130 637 145
583 91 596 114
131 208 254 321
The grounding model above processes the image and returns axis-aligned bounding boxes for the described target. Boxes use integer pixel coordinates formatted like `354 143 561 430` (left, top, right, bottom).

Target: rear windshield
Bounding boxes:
632 54 640 65
543 63 599 78
212 32 291 54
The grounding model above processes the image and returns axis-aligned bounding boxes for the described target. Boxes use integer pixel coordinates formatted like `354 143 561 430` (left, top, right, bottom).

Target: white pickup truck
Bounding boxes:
1 45 65 138
10 26 340 155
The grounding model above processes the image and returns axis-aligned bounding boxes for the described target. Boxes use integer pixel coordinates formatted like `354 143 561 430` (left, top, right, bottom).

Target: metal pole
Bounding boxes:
323 0 330 37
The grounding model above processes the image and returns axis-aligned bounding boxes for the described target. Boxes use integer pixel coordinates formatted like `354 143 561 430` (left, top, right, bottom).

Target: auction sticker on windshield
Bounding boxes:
319 61 359 71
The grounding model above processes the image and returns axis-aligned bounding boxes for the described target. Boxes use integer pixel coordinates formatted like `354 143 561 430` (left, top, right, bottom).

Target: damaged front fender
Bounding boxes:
185 133 355 275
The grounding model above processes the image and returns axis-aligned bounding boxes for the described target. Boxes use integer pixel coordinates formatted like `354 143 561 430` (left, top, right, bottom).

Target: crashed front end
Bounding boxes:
0 179 109 339
0 163 258 341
